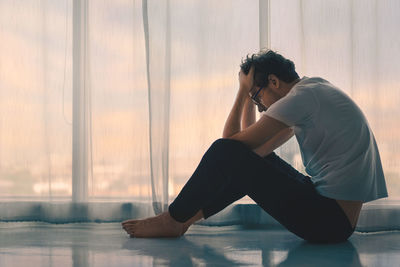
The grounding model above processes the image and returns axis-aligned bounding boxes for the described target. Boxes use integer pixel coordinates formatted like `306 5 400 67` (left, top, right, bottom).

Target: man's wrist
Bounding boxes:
244 96 254 106
238 86 250 99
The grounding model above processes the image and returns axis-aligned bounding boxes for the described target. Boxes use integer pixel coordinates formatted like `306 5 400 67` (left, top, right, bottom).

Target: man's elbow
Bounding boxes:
222 129 237 139
222 133 233 139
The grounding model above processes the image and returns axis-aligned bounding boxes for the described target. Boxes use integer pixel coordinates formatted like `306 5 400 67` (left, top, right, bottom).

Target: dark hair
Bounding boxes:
240 49 299 86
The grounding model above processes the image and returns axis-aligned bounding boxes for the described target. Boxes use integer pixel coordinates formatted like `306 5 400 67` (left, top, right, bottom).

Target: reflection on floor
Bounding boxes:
0 222 399 267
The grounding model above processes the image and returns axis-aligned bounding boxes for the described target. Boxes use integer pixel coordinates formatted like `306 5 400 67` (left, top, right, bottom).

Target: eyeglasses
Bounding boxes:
249 86 263 106
249 86 268 112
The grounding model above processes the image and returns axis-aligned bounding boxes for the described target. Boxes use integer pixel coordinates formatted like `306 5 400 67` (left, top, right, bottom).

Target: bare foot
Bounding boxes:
121 218 139 225
181 209 204 235
121 212 185 238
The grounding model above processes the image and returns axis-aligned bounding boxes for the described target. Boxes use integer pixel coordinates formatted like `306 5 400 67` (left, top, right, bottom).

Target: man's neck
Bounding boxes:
281 78 301 97
288 77 301 89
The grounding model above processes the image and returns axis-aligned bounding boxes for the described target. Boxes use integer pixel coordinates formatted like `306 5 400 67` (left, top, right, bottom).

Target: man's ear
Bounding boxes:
268 74 280 89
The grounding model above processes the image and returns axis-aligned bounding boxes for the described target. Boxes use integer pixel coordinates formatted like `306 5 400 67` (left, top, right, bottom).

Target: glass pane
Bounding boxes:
87 0 151 200
0 0 72 199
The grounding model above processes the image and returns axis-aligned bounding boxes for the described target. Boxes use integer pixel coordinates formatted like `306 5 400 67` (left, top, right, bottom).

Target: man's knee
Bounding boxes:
210 138 245 151
204 138 246 162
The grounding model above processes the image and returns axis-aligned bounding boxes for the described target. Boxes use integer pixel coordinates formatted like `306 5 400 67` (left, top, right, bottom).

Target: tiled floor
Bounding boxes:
0 222 399 267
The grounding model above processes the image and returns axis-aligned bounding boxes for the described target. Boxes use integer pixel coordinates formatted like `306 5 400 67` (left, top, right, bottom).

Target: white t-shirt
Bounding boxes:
263 77 388 203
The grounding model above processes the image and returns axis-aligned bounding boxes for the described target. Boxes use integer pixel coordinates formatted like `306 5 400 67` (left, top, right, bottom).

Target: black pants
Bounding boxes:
168 138 355 243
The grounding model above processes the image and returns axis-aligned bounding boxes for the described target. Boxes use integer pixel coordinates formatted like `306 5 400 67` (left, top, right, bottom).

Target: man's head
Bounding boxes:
240 50 300 111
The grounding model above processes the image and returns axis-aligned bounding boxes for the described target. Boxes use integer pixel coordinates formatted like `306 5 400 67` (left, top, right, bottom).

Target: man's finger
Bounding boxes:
248 66 255 76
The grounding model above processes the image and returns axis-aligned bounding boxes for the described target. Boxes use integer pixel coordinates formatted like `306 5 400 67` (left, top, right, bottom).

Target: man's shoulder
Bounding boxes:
296 76 331 87
293 77 337 97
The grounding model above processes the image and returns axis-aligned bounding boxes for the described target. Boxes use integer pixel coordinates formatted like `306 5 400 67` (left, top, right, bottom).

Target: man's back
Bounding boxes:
264 77 388 202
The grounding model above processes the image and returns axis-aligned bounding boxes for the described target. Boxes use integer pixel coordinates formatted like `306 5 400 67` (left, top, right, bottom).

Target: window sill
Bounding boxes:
0 198 399 231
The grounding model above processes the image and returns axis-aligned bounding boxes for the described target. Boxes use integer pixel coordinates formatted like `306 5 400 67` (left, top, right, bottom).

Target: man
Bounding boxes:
122 50 387 243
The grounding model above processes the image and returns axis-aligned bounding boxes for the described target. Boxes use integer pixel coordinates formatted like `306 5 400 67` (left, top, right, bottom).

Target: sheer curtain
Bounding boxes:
143 0 259 215
0 0 259 222
0 0 399 230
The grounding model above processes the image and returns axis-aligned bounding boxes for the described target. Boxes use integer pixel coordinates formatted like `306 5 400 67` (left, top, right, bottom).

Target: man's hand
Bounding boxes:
238 66 255 95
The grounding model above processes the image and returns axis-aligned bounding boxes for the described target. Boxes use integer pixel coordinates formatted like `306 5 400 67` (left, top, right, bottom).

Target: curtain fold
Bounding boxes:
142 0 171 215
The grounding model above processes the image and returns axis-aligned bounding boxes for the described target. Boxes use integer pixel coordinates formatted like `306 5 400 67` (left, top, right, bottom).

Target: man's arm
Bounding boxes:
241 98 294 157
223 68 289 149
252 127 294 157
223 68 255 138
222 89 248 138
241 97 256 130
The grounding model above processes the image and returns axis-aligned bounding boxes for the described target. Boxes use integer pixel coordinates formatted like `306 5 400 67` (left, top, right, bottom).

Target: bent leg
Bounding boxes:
168 138 249 223
168 138 353 243
168 138 303 222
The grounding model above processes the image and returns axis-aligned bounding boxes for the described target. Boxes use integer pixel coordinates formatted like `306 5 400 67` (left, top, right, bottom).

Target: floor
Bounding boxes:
0 222 399 267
